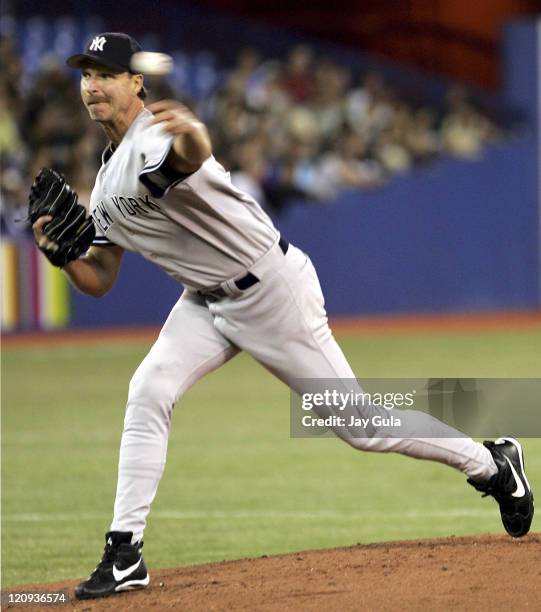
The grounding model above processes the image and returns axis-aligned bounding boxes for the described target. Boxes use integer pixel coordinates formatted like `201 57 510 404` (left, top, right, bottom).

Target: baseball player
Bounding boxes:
30 33 533 601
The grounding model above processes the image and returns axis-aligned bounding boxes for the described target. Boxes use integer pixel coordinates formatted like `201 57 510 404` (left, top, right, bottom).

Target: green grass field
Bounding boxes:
2 327 540 587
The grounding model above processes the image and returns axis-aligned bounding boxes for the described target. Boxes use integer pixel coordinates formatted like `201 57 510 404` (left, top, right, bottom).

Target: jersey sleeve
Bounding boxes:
138 123 193 198
91 223 117 247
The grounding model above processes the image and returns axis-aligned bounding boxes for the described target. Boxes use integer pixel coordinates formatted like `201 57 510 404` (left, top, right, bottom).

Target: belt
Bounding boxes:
199 237 289 300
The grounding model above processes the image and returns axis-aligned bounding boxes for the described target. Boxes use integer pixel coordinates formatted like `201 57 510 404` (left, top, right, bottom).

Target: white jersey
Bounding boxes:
89 109 279 290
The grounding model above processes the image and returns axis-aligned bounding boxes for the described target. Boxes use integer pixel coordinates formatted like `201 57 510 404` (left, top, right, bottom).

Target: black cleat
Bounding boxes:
75 531 149 600
468 437 534 538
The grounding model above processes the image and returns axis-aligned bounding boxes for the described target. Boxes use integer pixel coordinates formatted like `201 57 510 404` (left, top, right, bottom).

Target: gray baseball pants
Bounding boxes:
110 241 497 541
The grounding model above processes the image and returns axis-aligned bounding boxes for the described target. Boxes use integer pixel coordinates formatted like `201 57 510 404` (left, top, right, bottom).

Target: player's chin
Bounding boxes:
87 103 111 120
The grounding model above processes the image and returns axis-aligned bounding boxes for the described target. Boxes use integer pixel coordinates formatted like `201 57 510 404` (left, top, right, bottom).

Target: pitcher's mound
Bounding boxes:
4 534 540 611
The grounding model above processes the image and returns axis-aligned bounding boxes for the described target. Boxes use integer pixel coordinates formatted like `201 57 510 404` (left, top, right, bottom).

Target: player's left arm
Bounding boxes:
147 100 212 174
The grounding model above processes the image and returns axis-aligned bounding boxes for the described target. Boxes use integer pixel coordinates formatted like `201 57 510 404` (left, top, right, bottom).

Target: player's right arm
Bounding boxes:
33 215 124 297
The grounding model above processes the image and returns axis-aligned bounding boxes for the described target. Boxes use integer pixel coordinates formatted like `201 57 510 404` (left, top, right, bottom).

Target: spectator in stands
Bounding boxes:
144 74 179 104
375 128 413 175
0 36 23 118
20 56 87 183
280 45 315 103
230 136 269 208
318 127 384 197
0 83 21 155
229 48 261 93
309 58 350 142
405 107 441 164
246 60 291 116
346 73 391 141
440 85 501 158
0 163 30 239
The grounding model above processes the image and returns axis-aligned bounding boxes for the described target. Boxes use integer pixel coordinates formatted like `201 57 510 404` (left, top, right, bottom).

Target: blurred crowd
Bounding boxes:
1 34 503 238
206 46 502 211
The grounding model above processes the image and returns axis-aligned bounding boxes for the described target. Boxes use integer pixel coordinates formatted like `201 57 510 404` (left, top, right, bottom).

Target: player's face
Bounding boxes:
80 65 141 123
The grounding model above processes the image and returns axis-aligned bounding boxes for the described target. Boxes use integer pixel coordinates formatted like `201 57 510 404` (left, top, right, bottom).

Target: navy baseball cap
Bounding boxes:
67 32 142 73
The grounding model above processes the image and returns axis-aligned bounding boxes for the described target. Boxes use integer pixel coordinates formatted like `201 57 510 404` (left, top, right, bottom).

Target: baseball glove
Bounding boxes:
28 167 95 267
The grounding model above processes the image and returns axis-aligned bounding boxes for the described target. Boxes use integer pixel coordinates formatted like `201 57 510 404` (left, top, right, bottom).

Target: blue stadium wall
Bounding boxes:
64 19 541 325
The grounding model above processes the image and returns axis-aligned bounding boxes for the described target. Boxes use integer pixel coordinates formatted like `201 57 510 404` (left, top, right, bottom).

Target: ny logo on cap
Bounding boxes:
89 36 107 52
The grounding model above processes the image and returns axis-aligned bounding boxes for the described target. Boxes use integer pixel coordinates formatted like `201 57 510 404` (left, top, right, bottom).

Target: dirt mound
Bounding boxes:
3 534 540 611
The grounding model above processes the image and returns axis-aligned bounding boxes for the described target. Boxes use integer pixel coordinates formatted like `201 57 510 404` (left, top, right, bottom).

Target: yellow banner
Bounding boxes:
1 242 19 330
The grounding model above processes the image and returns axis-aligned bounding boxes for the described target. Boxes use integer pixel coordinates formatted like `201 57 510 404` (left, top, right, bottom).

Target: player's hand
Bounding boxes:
32 215 59 252
147 100 212 171
147 100 204 136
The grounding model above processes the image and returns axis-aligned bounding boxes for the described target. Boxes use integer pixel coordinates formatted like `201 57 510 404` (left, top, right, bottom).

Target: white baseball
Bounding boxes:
131 52 173 76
